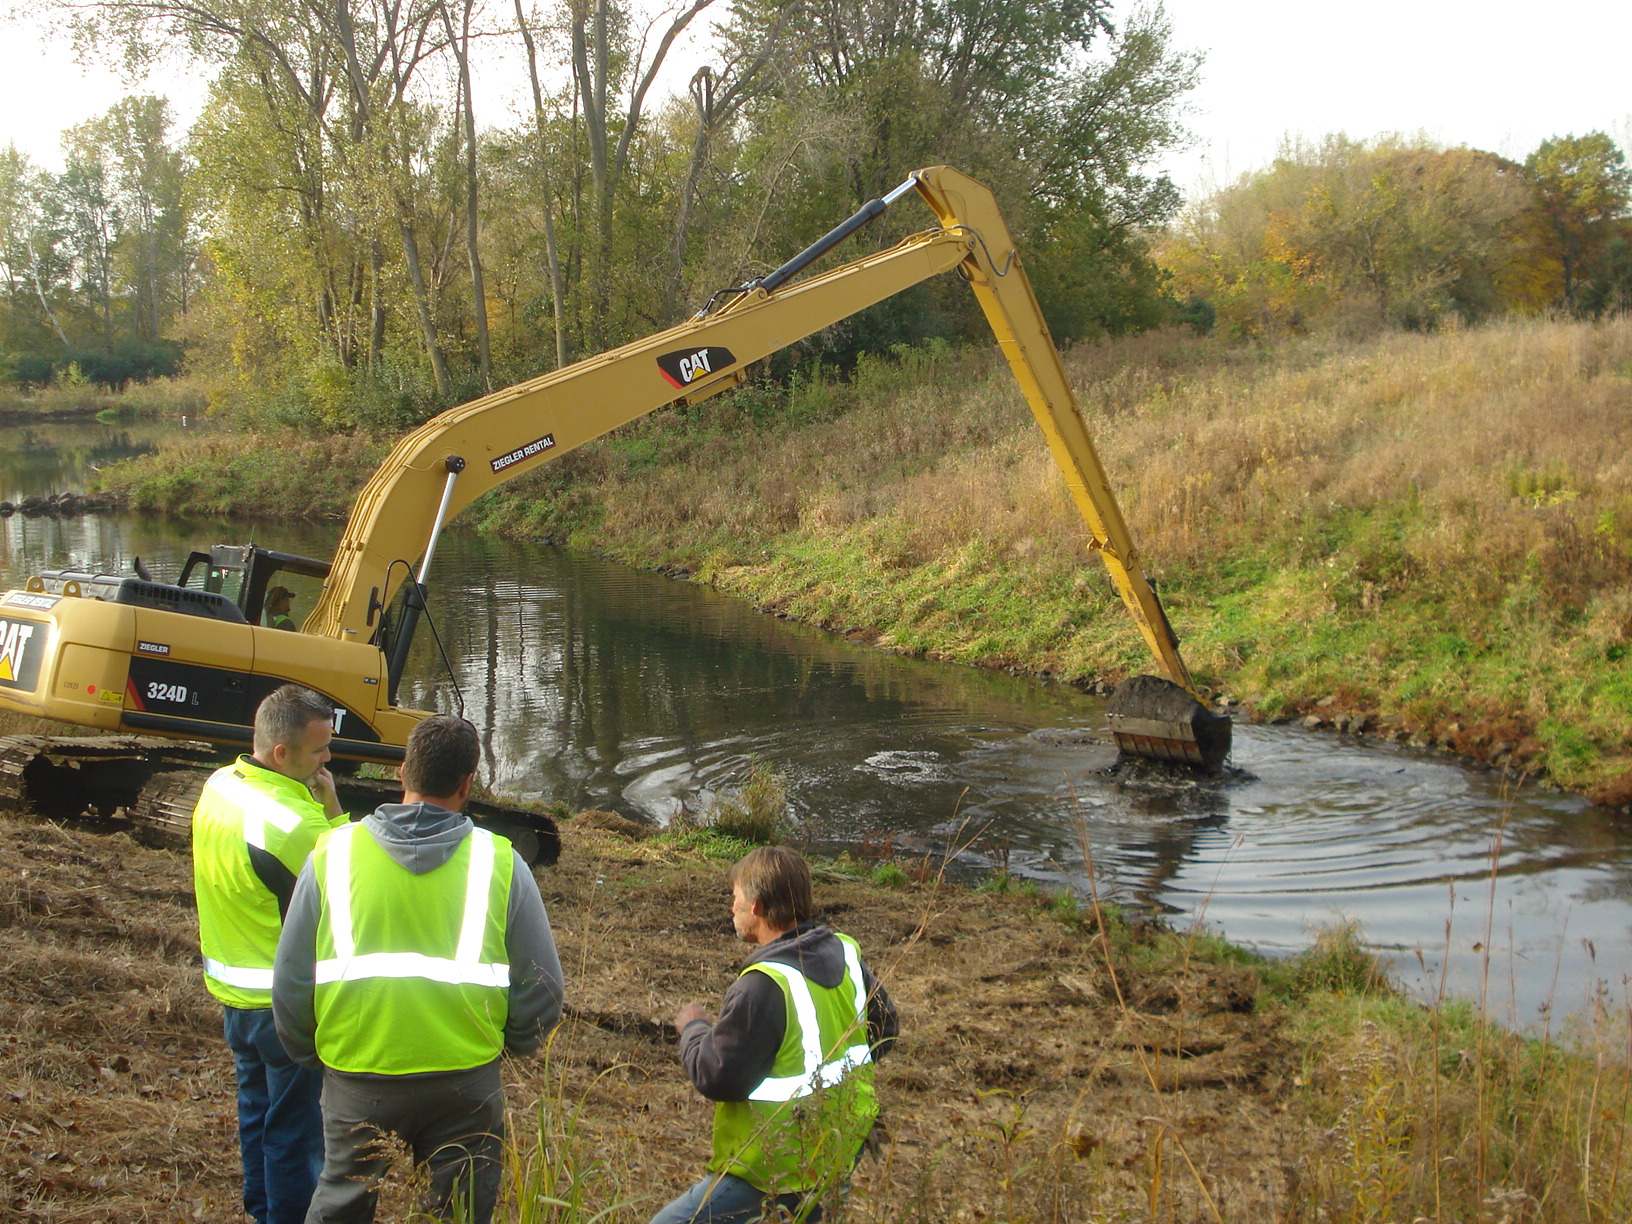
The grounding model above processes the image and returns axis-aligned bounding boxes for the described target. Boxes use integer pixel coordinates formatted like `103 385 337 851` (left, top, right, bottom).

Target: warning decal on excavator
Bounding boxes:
657 346 736 389
0 616 44 691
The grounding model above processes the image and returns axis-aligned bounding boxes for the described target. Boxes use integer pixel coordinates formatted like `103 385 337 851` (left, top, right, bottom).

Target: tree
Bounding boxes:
712 0 1193 351
1524 132 1632 307
41 0 1205 405
1164 136 1544 336
78 0 464 394
0 146 72 351
63 98 191 343
1022 5 1197 341
1577 230 1632 316
566 0 720 348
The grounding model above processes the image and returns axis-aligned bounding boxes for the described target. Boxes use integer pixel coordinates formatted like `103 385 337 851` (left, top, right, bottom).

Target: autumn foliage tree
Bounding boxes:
20 0 1197 406
1160 135 1558 337
1164 131 1630 338
1523 132 1632 307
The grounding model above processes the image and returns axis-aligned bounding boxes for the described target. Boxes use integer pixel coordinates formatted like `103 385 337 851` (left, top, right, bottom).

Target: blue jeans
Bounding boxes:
223 1005 324 1224
648 1172 822 1224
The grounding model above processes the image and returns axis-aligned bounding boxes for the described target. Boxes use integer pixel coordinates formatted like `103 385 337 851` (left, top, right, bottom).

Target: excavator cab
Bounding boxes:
31 545 332 632
174 545 331 630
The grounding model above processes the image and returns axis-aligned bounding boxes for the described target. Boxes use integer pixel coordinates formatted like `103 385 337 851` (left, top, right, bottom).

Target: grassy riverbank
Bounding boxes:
97 316 1632 795
473 316 1632 796
0 374 210 424
3 802 1629 1222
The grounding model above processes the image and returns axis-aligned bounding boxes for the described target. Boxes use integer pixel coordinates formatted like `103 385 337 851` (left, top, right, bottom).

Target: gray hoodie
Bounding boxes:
272 801 565 1074
680 922 897 1102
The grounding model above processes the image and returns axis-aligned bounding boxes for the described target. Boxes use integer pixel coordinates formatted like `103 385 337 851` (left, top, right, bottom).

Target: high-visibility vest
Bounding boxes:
310 821 515 1074
708 934 879 1193
193 758 341 1009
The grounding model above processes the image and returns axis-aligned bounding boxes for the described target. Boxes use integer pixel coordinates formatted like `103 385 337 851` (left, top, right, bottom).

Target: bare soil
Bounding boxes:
1 809 1326 1223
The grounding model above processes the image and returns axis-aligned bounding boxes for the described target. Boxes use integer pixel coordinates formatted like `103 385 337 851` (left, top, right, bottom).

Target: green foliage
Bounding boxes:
1578 232 1632 316
501 1052 636 1224
0 99 192 373
97 432 390 519
870 862 910 889
1045 890 1082 923
1271 921 1392 999
17 341 187 391
1165 135 1551 335
709 761 790 846
1524 131 1632 307
657 824 763 862
228 360 442 434
977 871 1017 895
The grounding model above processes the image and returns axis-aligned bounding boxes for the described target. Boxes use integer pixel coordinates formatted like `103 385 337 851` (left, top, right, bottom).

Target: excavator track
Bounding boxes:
0 734 560 866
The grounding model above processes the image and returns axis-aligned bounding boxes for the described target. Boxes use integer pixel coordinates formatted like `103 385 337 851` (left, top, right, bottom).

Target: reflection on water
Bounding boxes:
0 419 200 504
5 423 1632 1027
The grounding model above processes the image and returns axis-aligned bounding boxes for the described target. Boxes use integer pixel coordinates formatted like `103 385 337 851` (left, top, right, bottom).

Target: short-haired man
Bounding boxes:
273 714 564 1224
193 684 348 1224
652 846 898 1224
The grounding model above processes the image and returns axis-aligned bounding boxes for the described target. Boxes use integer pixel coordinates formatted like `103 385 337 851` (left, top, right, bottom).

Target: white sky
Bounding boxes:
2 1 1629 201
1159 0 1632 196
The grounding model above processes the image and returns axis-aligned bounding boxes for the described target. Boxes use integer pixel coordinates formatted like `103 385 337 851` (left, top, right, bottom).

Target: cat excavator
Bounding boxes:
0 166 1228 846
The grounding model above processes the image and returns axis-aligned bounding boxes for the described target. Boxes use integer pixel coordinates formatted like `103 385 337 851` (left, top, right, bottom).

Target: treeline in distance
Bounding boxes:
2 0 1628 422
1 0 1195 424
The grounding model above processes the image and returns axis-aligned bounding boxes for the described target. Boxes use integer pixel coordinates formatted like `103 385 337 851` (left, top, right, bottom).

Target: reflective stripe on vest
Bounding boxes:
314 823 510 988
207 769 303 850
194 760 335 1008
747 938 872 1103
202 957 274 990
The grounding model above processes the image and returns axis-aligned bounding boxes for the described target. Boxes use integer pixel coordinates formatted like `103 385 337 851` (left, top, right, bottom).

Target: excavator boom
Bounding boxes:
0 166 1226 771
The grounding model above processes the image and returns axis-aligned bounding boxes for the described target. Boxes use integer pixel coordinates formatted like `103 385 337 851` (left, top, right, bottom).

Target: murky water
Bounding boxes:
0 416 202 504
4 420 1630 1027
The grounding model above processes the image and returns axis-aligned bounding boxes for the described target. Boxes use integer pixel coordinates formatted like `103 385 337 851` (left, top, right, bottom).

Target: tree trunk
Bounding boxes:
447 0 492 386
516 0 569 368
25 237 70 349
400 216 452 397
369 241 387 371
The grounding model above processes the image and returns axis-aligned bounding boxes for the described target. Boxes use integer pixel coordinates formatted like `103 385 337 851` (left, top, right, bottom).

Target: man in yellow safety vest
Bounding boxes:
193 684 348 1224
651 846 898 1224
272 714 564 1224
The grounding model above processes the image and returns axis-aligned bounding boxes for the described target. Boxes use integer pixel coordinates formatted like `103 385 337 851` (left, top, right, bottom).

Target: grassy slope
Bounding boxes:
472 317 1632 794
100 317 1632 793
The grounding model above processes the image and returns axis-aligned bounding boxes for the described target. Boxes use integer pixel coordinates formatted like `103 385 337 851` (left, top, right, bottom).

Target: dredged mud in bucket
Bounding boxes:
1105 674 1232 772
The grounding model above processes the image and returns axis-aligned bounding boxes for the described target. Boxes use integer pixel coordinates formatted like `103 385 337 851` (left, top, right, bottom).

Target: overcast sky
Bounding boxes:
1159 0 1632 197
2 0 1629 203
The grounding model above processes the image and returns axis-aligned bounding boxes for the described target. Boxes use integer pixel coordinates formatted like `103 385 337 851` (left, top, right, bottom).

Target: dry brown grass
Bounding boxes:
3 804 1630 1222
482 313 1632 786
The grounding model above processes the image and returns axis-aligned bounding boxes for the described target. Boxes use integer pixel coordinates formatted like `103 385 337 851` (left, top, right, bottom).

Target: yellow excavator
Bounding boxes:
0 166 1228 830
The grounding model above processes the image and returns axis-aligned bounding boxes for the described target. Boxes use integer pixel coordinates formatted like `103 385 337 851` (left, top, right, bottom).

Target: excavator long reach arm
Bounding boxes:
0 166 1226 771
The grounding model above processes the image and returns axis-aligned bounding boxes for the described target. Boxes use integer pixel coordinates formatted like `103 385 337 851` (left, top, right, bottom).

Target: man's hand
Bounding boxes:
309 766 344 821
673 1001 712 1033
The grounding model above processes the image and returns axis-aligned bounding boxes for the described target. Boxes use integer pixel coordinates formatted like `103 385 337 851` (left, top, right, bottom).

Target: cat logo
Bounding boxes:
0 617 43 691
656 345 736 390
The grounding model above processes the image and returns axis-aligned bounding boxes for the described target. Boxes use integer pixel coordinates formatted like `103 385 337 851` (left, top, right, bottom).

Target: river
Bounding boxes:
4 418 1629 1029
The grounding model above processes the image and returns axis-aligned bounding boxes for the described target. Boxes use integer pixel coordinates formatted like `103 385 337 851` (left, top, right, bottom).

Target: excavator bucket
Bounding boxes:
1105 674 1232 772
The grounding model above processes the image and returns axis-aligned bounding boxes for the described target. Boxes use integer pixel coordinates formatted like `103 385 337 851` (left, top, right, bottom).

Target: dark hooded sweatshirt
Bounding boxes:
679 921 898 1102
272 801 565 1075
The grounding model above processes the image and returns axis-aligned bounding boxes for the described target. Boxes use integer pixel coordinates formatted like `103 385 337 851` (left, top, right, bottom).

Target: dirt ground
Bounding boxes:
1 806 1325 1224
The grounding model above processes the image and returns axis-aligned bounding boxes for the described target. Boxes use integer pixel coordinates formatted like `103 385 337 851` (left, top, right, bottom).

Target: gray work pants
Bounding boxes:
304 1061 505 1224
